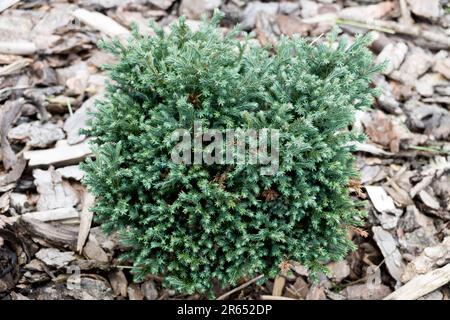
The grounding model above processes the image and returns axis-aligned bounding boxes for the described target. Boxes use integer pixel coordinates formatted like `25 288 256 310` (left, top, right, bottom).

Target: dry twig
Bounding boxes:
216 275 264 300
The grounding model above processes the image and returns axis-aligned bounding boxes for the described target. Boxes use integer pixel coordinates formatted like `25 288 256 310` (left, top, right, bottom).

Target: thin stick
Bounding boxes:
409 145 450 155
336 19 395 34
112 265 144 270
309 33 324 46
261 295 295 300
216 274 264 300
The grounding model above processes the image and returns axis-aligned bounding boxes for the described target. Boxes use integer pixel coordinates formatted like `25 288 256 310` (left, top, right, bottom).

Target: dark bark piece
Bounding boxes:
0 247 16 278
108 270 128 297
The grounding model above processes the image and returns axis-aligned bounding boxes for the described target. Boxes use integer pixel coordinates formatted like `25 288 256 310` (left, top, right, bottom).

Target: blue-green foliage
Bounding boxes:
81 11 380 295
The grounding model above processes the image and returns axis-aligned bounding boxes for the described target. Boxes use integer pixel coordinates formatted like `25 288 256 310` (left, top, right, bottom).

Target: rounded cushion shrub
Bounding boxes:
81 11 380 295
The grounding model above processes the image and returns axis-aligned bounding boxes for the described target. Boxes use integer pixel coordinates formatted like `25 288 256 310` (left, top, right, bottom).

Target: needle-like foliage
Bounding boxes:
81 11 380 296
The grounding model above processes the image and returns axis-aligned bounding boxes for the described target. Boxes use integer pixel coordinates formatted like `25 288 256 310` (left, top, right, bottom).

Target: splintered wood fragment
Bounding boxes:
336 18 395 34
272 276 286 296
372 226 405 282
77 192 95 253
260 295 295 300
0 41 37 56
24 141 92 167
18 216 78 251
0 0 19 13
109 270 128 297
410 175 433 198
366 186 402 215
21 208 79 223
350 142 393 156
0 58 32 76
33 167 80 211
73 9 130 38
384 264 450 300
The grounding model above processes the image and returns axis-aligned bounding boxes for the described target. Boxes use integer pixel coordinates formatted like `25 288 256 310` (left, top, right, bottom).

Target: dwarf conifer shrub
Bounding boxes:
81 11 380 295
